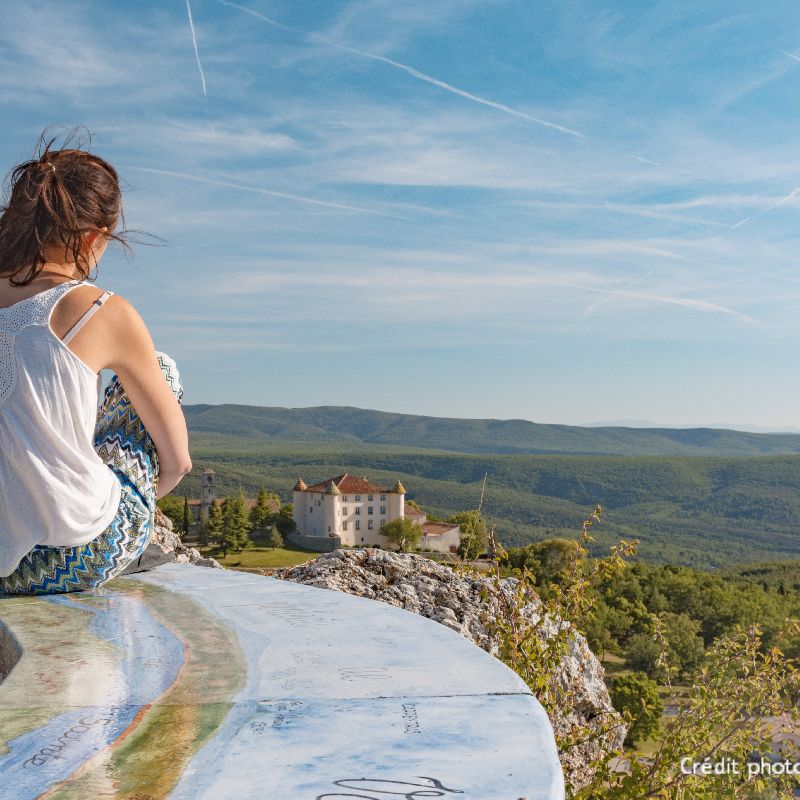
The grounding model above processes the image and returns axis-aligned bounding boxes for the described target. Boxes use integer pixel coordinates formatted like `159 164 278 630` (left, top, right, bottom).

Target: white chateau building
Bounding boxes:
292 473 460 553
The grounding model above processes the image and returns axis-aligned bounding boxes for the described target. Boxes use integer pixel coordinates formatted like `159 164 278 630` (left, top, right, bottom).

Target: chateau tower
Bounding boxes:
388 479 405 520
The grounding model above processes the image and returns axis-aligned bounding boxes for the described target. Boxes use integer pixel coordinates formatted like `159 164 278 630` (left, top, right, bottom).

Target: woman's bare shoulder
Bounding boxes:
100 294 157 369
50 284 111 338
100 293 152 344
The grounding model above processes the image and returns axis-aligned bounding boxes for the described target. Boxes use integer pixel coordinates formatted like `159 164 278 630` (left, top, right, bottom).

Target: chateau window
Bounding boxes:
368 494 373 501
342 496 348 502
343 521 348 530
380 494 386 501
355 495 361 501
380 505 386 515
356 520 360 531
310 507 313 514
368 519 373 530
361 537 364 542
343 507 348 515
355 507 361 515
368 506 373 515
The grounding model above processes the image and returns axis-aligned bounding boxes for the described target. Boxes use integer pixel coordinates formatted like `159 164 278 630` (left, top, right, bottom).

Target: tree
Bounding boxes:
198 510 210 547
267 525 283 550
450 510 488 560
479 505 800 798
380 517 422 552
156 495 183 530
275 503 296 536
250 487 277 532
206 499 223 546
228 490 252 552
219 498 237 557
662 611 706 681
181 494 190 539
624 632 663 679
609 672 663 747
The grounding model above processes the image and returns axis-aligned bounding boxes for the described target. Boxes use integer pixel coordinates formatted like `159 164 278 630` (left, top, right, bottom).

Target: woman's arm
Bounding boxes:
103 296 192 498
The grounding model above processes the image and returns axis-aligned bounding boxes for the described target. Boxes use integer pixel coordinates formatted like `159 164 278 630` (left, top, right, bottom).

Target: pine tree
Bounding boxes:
182 495 190 539
207 499 223 546
230 490 252 552
198 510 210 547
219 498 238 557
267 525 283 550
249 487 274 533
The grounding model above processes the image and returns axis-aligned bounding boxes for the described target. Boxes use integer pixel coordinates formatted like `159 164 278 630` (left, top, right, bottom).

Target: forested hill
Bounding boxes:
183 404 800 457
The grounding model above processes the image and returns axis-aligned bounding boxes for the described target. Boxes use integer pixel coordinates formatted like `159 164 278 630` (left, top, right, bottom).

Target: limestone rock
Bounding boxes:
277 547 625 791
150 508 223 570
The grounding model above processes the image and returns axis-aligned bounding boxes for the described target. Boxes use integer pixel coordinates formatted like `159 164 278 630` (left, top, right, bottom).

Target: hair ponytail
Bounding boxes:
0 129 128 286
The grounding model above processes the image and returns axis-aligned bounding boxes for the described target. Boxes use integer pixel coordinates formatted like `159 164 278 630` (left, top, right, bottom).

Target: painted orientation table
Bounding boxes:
0 563 564 799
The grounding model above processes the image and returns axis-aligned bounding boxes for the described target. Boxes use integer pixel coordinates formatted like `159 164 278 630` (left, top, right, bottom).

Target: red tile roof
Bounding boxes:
404 507 425 517
303 473 395 494
187 497 278 512
421 521 460 537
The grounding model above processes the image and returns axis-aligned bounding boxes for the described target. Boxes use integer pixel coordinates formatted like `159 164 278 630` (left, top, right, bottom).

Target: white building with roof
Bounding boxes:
291 473 460 553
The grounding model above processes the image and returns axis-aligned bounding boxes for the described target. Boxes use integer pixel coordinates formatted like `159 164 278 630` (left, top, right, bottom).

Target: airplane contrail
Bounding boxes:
186 0 207 96
214 0 584 139
215 0 664 166
779 48 800 64
123 165 411 218
568 282 757 324
579 271 651 318
730 187 799 229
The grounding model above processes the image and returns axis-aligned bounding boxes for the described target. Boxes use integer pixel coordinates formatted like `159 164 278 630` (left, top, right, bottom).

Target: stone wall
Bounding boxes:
285 530 342 552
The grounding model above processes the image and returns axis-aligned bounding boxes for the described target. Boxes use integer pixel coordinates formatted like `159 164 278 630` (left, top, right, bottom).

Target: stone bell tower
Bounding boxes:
200 469 216 519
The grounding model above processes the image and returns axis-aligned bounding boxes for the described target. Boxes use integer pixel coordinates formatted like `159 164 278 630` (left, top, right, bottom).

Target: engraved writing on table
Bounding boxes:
316 777 464 799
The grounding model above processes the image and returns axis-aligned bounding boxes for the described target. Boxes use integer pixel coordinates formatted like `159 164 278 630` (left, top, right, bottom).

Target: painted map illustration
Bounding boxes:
0 564 563 799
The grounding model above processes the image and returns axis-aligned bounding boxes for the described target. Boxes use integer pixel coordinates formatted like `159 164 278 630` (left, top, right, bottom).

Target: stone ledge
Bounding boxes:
0 563 564 799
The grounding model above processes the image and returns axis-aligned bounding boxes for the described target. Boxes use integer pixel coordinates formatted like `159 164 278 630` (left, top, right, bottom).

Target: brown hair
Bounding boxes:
0 130 129 286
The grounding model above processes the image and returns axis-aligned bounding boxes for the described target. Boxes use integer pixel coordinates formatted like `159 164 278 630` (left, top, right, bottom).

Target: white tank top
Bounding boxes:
0 280 122 577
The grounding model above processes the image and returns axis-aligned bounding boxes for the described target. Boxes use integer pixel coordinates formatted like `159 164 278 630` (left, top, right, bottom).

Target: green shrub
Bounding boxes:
608 672 662 746
472 506 800 798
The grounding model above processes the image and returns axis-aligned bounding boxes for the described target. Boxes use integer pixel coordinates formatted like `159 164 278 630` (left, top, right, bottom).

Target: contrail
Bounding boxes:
123 165 410 218
329 48 585 139
730 187 799 229
780 48 800 64
215 0 662 166
186 0 207 96
569 283 757 324
214 0 583 139
579 271 651 318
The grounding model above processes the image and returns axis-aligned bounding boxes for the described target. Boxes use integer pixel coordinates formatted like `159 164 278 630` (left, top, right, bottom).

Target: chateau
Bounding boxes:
292 473 460 553
186 469 461 554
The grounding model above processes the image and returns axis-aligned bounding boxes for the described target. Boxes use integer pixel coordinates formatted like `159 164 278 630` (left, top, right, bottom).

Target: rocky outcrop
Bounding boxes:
277 547 625 791
148 508 223 570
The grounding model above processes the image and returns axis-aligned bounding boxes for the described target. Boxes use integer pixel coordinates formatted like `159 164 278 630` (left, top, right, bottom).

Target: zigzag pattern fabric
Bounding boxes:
0 352 183 595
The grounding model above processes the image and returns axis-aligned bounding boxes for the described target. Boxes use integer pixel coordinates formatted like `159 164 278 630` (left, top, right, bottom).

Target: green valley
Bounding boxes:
180 405 800 568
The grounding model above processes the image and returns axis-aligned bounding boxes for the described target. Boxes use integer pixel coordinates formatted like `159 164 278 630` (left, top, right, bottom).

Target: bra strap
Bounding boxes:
62 290 114 345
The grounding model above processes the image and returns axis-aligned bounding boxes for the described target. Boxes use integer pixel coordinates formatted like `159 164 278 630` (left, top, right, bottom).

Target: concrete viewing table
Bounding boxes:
0 563 564 799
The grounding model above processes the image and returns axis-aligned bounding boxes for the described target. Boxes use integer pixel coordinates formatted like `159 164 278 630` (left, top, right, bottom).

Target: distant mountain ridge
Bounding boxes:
183 404 800 457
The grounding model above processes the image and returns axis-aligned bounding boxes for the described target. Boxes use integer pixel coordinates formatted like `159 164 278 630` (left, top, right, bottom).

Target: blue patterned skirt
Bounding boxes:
0 352 183 595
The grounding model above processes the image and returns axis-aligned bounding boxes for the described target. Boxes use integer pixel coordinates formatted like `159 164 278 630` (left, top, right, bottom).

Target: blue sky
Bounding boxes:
3 1 800 429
